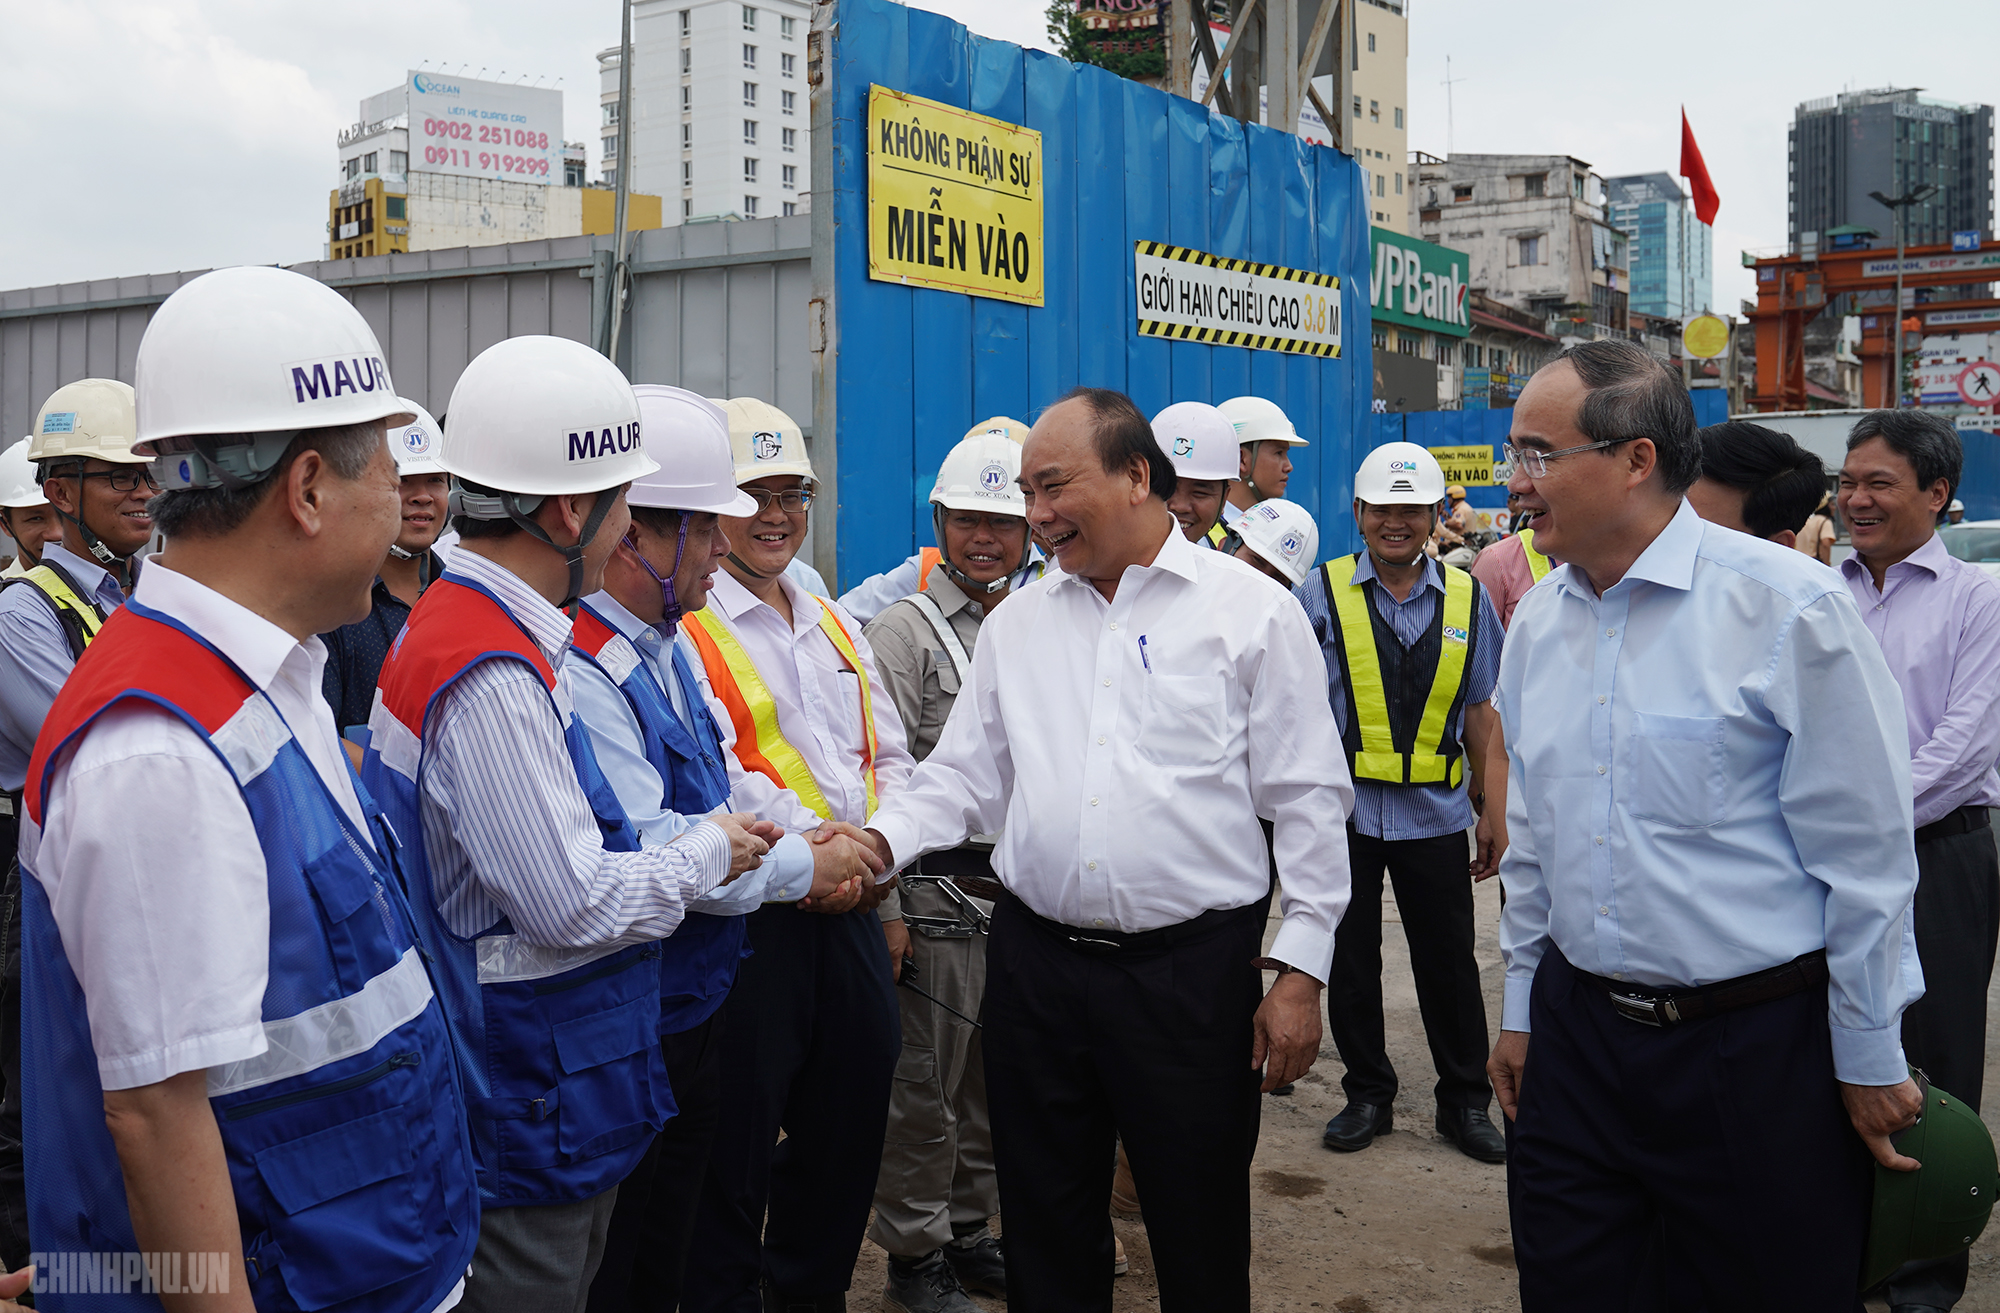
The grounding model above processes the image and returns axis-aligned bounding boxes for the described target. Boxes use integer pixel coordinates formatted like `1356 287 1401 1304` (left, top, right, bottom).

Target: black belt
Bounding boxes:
1579 949 1828 1028
1916 804 1990 846
1003 890 1260 956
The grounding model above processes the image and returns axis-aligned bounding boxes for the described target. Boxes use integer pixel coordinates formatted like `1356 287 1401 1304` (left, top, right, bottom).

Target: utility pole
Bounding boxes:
1441 56 1465 156
607 0 636 368
1870 182 1938 408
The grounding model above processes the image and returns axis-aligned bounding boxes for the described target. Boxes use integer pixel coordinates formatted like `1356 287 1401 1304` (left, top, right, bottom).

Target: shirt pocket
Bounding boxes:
1136 674 1228 768
1625 712 1726 829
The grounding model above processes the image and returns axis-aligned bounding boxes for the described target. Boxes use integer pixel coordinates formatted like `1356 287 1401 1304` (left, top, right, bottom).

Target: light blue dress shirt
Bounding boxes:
1295 553 1504 841
1494 502 1923 1086
566 591 816 909
0 542 129 791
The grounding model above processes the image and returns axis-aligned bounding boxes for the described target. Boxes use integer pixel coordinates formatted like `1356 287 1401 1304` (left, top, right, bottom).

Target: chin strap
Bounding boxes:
460 485 616 609
726 550 773 581
627 514 692 630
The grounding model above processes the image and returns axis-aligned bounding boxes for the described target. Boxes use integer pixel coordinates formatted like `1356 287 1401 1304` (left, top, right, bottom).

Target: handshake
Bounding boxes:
711 814 900 914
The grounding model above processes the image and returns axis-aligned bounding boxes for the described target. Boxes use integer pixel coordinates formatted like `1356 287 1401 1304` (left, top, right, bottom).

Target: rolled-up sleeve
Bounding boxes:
1764 592 1922 1085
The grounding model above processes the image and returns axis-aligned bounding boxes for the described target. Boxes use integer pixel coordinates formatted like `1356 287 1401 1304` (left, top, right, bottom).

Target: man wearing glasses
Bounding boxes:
0 378 158 1272
1488 340 1925 1307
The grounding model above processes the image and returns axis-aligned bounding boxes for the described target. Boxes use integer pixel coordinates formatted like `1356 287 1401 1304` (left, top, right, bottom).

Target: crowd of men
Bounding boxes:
0 268 1992 1313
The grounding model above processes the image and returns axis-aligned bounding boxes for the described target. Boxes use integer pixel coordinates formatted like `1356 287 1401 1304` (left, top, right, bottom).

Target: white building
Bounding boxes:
602 0 814 226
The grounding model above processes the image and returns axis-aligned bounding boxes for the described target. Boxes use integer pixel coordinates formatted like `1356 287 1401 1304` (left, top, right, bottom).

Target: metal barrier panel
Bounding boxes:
819 0 1373 586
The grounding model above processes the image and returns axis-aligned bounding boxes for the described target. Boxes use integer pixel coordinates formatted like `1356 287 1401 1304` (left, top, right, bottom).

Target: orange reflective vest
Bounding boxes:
917 547 943 591
681 600 880 820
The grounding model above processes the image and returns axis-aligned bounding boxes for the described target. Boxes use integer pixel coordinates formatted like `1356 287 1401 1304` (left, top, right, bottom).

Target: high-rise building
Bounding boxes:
1349 0 1408 233
328 71 659 258
1789 88 1994 252
603 0 814 226
1605 173 1712 320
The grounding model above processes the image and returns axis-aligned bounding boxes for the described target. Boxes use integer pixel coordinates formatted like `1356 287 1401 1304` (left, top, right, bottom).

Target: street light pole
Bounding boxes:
1870 183 1939 409
607 0 636 368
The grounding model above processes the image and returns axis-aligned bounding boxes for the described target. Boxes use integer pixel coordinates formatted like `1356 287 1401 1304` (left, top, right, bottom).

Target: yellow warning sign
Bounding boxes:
867 85 1044 307
1427 445 1495 487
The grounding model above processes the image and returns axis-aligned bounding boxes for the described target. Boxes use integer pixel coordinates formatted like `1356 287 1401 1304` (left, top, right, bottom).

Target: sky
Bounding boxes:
2 0 1996 317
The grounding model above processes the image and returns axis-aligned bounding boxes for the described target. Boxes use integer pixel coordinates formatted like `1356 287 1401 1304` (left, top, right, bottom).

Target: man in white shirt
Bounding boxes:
860 387 1354 1313
678 398 917 1313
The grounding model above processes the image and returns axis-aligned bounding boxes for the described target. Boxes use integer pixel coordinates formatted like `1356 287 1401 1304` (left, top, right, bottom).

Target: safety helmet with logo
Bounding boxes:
30 378 150 568
442 334 657 607
623 385 757 626
962 416 1031 447
1153 401 1240 483
721 397 815 484
135 266 413 492
389 398 447 477
1354 442 1447 508
1218 395 1309 448
929 431 1029 596
1233 498 1320 587
1 440 47 511
1862 1070 2000 1291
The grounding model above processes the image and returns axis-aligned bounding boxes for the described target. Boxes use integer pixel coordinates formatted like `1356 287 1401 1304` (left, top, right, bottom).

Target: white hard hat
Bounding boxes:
1152 401 1239 482
0 440 47 509
962 416 1031 446
136 267 413 490
1218 395 1308 448
931 432 1026 517
389 398 447 477
31 379 145 466
722 397 815 484
1950 499 1966 512
441 335 657 498
1354 442 1446 506
1234 498 1320 586
629 386 757 515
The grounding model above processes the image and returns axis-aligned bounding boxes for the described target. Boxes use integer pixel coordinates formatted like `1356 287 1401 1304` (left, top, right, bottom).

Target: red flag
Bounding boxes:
1680 109 1719 226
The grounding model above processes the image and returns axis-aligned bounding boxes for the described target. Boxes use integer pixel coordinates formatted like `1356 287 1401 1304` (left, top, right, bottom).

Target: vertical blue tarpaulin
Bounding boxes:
823 0 1373 586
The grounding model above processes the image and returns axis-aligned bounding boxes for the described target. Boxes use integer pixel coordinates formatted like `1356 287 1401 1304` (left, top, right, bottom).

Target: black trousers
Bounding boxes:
1508 949 1872 1312
1327 827 1492 1109
680 904 900 1312
0 844 26 1273
1883 822 2000 1310
589 1007 731 1313
983 894 1266 1313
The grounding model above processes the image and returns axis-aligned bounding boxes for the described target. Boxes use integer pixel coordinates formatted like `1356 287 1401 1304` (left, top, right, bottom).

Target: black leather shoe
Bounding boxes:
1321 1101 1393 1152
1436 1105 1507 1163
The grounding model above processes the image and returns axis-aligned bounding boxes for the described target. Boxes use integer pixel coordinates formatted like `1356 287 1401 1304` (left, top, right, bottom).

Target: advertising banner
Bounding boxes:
1369 227 1471 338
1133 241 1342 356
1860 249 2000 279
1461 367 1490 409
867 85 1044 306
405 72 563 185
1428 444 1495 487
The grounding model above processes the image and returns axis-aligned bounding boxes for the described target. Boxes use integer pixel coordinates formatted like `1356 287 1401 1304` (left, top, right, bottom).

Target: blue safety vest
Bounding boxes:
570 602 750 1035
20 601 478 1313
362 574 673 1206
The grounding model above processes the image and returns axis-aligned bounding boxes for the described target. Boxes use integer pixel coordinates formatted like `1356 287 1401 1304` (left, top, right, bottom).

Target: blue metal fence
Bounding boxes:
824 0 1373 586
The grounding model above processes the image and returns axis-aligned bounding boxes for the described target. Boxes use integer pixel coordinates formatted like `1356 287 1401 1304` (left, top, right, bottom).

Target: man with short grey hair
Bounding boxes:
1838 408 2000 1313
1491 340 1924 1307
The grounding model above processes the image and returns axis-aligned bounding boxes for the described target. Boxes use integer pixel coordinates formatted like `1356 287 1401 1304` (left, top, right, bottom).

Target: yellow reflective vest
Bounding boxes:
1518 528 1553 582
1320 554 1480 788
1205 521 1228 548
681 599 880 820
6 562 107 660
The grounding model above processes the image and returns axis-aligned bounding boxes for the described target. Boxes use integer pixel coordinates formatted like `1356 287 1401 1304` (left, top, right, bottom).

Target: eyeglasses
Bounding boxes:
1501 438 1631 480
77 469 162 494
743 486 814 513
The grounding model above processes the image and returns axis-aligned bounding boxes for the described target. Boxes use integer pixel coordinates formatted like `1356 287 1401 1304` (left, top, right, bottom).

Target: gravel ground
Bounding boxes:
851 869 2000 1311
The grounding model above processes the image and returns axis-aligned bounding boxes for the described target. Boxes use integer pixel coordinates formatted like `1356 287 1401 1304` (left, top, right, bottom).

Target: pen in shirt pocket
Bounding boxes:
1138 634 1152 672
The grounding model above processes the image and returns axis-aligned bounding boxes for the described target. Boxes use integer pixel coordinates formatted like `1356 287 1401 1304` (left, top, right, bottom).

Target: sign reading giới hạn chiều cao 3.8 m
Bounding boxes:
867 85 1044 307
1132 242 1342 357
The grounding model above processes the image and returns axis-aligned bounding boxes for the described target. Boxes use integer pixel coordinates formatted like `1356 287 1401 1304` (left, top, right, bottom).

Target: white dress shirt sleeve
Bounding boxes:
837 554 923 626
676 631 829 834
31 706 271 1090
1495 676 1554 1034
1763 591 1923 1085
836 599 916 811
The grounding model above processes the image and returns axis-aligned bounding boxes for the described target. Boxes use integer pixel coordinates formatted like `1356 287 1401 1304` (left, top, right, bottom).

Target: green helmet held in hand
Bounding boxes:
1862 1069 2000 1292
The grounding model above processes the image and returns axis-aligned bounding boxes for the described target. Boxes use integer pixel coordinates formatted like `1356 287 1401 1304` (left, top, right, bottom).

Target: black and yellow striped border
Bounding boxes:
1133 241 1341 357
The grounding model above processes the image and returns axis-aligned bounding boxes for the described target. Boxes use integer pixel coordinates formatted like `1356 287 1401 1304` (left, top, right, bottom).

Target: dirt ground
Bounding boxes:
851 872 2000 1311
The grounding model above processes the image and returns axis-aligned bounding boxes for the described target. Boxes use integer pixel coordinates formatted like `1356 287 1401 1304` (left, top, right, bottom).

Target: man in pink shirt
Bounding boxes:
1469 494 1555 629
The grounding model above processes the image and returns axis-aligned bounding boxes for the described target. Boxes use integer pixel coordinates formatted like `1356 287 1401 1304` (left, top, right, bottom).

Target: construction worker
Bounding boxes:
1228 498 1320 588
1155 401 1239 546
19 265 480 1309
859 430 1032 1313
361 336 780 1311
839 417 1044 622
321 398 451 738
0 441 58 578
573 385 879 1313
1299 442 1510 1166
1217 395 1308 534
678 396 915 1313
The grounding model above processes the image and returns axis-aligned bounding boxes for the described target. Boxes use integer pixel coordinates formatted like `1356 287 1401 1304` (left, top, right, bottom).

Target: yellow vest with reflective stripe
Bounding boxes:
1205 521 1227 548
1518 528 1553 582
16 565 107 653
1323 554 1475 787
680 599 880 820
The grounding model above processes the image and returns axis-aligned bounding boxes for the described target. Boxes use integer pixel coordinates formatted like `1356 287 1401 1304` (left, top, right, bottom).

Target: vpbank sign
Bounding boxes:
1370 227 1471 339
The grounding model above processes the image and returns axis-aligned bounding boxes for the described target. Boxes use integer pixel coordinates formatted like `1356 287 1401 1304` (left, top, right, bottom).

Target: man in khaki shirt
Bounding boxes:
861 430 1035 1313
